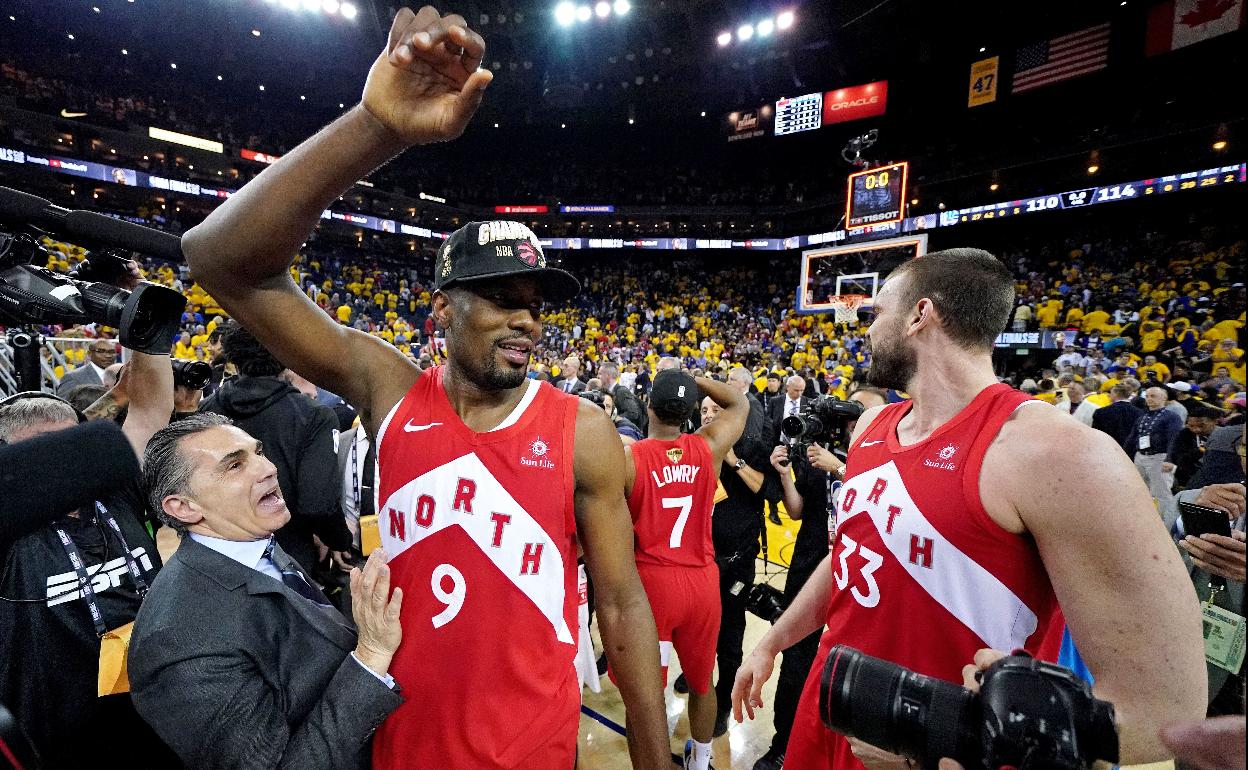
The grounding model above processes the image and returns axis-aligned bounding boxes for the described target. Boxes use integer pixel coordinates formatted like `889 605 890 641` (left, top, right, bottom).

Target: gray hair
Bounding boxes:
656 357 681 372
727 367 753 386
0 395 77 443
143 413 233 534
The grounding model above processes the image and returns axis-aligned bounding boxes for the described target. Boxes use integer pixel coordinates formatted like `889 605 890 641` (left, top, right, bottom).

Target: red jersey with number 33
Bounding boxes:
372 367 580 769
788 383 1065 770
628 433 718 568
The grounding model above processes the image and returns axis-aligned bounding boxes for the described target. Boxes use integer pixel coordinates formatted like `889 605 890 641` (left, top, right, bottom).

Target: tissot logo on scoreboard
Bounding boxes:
494 205 549 214
822 80 888 125
846 161 909 230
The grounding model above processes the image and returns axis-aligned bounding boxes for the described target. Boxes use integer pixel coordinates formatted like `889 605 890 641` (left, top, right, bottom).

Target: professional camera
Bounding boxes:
744 582 786 622
0 228 185 355
172 359 212 390
780 395 865 465
819 645 1118 770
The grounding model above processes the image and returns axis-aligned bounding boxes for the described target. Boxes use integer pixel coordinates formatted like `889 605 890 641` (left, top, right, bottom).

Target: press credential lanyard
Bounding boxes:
53 502 149 637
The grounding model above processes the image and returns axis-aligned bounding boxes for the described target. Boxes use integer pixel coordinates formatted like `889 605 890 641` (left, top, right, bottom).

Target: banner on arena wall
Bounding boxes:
725 104 774 142
559 205 616 213
967 57 999 107
821 81 888 125
1146 0 1244 55
241 148 281 164
1 144 1244 252
495 205 548 214
148 127 224 154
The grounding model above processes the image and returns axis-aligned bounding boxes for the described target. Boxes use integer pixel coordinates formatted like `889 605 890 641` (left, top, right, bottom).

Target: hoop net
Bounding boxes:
829 294 867 325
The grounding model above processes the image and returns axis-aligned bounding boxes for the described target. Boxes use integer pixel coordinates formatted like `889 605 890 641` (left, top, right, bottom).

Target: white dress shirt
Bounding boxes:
189 532 395 688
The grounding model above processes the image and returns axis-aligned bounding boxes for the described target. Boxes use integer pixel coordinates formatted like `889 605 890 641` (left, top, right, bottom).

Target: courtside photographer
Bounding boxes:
0 189 186 767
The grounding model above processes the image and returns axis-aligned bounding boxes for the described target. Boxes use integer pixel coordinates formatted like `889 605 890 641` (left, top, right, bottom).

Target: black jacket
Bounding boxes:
1090 400 1142 448
200 376 351 572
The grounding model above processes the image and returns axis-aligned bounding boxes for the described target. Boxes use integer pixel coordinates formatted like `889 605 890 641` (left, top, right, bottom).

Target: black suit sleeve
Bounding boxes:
300 405 353 551
133 629 401 770
613 385 645 426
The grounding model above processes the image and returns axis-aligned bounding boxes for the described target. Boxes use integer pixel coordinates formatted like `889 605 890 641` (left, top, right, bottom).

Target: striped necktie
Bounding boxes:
263 538 332 607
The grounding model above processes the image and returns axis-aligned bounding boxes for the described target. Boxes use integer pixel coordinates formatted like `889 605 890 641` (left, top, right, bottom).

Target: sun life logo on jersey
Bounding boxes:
666 447 684 464
522 437 556 470
923 443 959 471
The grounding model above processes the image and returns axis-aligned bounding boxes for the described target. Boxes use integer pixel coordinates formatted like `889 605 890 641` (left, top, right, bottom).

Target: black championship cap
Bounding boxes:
433 220 581 301
650 369 700 419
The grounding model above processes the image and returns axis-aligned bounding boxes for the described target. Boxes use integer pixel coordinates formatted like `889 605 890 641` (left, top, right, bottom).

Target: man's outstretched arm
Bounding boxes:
181 7 491 416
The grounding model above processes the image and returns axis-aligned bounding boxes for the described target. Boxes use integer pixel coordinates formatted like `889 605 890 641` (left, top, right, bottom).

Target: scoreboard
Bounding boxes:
846 162 908 229
774 92 823 136
936 167 1241 226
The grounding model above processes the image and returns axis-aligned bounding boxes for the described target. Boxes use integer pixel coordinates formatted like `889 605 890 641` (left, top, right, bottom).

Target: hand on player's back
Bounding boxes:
362 6 493 146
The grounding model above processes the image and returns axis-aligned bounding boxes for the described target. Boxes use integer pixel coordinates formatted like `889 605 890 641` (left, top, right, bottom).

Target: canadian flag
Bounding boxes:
1146 0 1244 54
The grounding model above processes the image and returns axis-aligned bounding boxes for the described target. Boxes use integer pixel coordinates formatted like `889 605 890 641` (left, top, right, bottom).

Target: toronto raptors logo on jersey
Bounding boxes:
835 460 1039 652
379 451 574 644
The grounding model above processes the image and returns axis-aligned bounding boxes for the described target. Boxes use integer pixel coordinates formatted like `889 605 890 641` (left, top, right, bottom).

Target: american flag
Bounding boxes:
1012 23 1111 94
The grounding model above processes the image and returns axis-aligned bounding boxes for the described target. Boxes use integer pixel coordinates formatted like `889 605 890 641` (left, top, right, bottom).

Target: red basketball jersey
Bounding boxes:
802 383 1064 770
627 433 718 568
372 367 581 769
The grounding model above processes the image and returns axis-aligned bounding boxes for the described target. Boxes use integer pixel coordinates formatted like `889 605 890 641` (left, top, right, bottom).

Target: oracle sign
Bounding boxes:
821 80 888 125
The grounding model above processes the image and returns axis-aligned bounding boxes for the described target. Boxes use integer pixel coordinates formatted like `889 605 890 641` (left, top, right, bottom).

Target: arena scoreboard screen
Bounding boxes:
773 92 823 136
846 162 908 229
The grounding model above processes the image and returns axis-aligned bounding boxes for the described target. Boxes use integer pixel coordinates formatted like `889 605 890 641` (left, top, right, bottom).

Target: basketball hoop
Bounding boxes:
829 294 867 325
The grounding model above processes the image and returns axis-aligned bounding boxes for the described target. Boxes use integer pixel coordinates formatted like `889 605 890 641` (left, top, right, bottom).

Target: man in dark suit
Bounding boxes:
1091 383 1143 448
766 375 809 448
55 338 117 396
130 413 404 770
554 354 587 394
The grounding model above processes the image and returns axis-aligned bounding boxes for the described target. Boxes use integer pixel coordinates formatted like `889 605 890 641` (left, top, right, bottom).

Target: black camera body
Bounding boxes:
820 645 1118 770
743 582 786 622
0 229 185 356
780 395 865 464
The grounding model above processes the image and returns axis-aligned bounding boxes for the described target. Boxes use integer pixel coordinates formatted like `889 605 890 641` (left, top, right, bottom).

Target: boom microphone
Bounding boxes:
0 186 183 262
0 420 140 534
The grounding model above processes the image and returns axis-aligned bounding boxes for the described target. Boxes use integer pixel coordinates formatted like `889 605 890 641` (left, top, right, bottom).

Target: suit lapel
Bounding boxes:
263 544 358 651
178 537 356 651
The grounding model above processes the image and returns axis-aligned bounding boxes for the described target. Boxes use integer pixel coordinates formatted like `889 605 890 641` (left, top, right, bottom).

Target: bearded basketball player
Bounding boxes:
180 8 672 769
731 248 1206 770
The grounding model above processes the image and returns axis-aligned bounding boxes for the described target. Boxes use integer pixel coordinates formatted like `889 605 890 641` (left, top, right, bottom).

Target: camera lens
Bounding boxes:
820 645 977 770
173 359 212 390
782 413 825 439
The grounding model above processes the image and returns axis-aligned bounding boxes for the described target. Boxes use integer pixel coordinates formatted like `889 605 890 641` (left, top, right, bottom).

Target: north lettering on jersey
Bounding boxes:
490 512 511 548
909 535 934 569
833 460 1040 651
380 452 574 644
649 463 702 489
453 478 477 514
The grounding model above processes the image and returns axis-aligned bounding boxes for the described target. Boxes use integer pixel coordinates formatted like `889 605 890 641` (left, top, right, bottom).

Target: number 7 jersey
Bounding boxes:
627 433 718 567
372 366 581 769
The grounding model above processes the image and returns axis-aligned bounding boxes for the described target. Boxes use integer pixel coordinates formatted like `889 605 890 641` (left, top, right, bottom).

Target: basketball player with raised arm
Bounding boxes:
615 370 748 770
730 249 1206 770
179 8 672 769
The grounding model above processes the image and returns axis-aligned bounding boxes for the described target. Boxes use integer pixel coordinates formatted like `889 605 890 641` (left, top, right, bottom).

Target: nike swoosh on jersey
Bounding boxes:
403 420 443 433
860 440 885 446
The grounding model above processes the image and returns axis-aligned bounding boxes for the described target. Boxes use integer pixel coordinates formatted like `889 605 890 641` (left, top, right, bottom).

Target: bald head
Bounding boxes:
1144 387 1168 410
785 376 805 400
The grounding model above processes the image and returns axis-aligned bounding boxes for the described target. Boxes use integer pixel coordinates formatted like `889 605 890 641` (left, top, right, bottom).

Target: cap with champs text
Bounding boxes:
433 220 581 300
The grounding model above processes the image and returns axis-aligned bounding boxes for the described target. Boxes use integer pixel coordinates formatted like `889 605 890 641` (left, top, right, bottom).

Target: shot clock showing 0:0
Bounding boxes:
846 161 909 229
